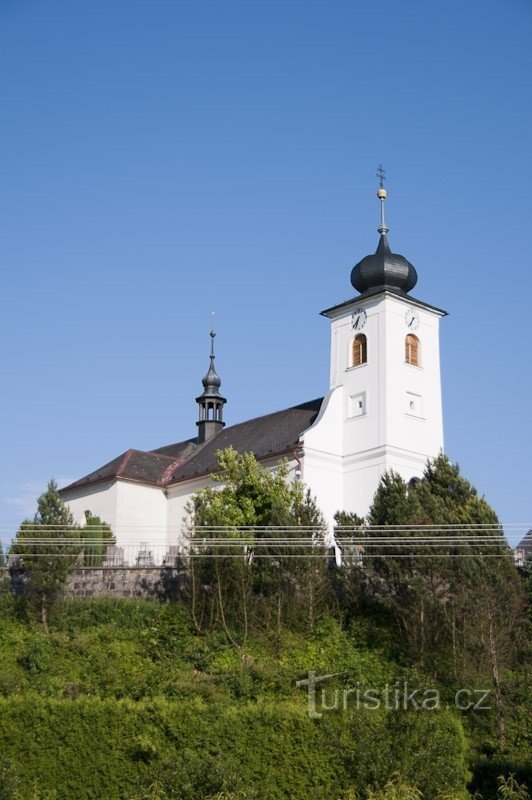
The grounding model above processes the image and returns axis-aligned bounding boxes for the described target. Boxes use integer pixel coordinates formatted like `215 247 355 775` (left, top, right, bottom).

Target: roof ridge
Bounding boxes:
149 437 197 455
60 397 324 494
116 448 134 477
221 397 324 432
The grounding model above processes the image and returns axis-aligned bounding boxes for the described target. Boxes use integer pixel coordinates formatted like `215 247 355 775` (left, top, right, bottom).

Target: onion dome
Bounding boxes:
201 334 222 395
350 168 418 296
198 330 224 398
351 233 418 294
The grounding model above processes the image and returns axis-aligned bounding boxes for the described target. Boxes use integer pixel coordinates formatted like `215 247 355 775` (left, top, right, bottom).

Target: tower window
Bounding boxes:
352 334 367 367
405 334 420 366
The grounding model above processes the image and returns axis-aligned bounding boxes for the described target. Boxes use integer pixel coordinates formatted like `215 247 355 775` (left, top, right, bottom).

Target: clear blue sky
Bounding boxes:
1 0 531 543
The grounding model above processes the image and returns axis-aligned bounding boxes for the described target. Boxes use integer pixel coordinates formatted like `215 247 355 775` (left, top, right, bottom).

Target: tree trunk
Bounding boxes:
240 573 248 651
451 608 457 681
216 568 240 651
488 609 506 745
419 599 425 668
190 562 202 633
41 597 49 635
308 573 315 632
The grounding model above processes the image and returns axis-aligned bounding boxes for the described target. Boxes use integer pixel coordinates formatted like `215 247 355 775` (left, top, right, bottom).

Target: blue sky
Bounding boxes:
0 0 531 544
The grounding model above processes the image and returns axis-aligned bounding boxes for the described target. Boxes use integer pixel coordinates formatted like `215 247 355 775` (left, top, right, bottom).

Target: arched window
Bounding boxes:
352 334 367 367
405 334 420 366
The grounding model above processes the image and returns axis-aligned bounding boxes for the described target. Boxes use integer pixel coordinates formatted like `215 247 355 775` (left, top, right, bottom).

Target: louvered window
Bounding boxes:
352 334 367 367
405 334 420 366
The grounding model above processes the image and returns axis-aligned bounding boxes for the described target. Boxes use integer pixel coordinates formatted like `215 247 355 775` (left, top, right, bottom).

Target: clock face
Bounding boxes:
352 308 367 331
405 308 419 330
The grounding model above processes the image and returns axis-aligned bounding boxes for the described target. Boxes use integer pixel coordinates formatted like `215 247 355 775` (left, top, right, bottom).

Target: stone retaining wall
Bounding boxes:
2 567 186 600
66 567 186 598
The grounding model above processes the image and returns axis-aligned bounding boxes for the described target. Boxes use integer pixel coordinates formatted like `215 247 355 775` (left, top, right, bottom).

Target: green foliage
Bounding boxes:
185 448 329 645
191 447 299 528
8 481 114 631
363 775 423 799
0 696 471 800
0 454 528 800
0 595 528 799
496 775 530 800
10 480 79 632
78 516 114 565
0 757 19 800
349 457 527 684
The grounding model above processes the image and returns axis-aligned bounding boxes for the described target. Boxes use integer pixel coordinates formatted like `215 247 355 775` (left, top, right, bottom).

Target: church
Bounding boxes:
60 181 447 555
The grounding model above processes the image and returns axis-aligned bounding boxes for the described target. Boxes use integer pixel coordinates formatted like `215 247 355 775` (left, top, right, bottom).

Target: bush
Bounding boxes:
0 697 470 800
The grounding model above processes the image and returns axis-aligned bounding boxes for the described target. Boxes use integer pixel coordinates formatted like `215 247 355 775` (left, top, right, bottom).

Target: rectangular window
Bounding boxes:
348 392 367 418
406 392 423 418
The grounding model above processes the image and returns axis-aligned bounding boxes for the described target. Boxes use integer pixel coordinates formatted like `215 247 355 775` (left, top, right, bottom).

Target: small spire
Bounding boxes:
196 317 226 443
376 164 389 235
210 311 216 357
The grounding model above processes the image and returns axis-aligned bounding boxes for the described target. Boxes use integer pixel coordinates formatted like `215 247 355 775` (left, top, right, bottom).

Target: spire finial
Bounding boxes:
210 311 216 356
376 164 389 235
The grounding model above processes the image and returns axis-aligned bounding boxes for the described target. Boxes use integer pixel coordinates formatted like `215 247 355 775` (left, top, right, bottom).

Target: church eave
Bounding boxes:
320 289 448 319
166 445 300 487
59 473 162 494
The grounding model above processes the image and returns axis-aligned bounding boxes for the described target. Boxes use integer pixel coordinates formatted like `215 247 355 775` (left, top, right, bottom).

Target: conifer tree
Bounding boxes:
356 454 526 745
11 479 79 632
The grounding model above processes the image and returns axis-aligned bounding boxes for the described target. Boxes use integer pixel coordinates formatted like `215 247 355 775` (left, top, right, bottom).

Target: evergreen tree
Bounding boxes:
10 479 80 632
351 455 526 746
81 515 115 565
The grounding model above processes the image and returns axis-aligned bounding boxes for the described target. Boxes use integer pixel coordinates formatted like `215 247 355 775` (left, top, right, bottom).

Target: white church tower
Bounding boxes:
60 170 447 545
301 172 446 522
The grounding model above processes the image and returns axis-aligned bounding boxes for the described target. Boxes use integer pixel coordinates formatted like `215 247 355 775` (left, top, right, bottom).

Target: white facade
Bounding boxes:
63 284 445 547
301 291 445 523
65 458 301 557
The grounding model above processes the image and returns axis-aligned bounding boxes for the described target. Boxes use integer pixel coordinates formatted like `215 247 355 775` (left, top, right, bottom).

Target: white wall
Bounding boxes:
63 480 118 528
301 388 344 528
63 479 167 557
166 475 213 545
114 480 167 549
310 290 446 521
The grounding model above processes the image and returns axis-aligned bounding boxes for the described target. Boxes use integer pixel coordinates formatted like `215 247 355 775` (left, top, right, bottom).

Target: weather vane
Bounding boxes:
376 164 389 234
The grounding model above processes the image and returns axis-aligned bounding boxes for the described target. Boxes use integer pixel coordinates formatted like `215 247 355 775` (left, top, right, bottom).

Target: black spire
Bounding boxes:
350 171 418 296
201 330 222 394
196 321 226 444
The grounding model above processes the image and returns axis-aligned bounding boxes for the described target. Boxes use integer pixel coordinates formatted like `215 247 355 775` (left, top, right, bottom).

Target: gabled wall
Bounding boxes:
300 388 344 527
62 480 118 528
63 479 167 551
115 481 167 548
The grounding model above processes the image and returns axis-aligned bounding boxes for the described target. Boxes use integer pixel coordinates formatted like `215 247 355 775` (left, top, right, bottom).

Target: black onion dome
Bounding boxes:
350 234 418 295
201 356 222 395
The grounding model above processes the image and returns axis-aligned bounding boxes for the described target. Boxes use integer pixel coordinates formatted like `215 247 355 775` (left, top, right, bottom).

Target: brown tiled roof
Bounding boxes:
60 398 323 493
60 449 177 492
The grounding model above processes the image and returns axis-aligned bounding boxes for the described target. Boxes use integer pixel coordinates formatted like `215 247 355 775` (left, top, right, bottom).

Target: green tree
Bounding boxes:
364 470 446 670
80 515 115 566
185 448 327 644
10 480 80 632
353 455 526 745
